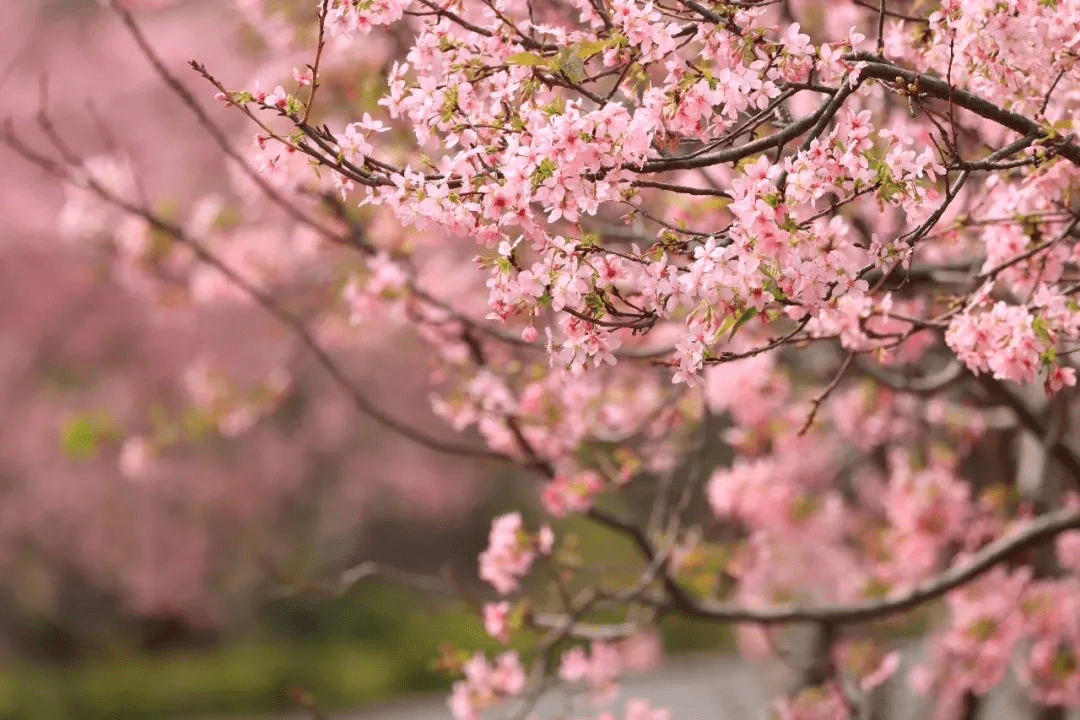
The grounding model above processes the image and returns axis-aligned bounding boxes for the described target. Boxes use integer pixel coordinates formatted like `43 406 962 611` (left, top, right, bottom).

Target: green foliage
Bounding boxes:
0 584 499 720
0 642 396 720
506 37 619 83
59 412 117 459
726 306 758 340
0 537 738 720
506 51 548 67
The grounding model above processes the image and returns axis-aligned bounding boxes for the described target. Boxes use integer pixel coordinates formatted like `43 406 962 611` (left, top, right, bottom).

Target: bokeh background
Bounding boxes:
0 3 729 718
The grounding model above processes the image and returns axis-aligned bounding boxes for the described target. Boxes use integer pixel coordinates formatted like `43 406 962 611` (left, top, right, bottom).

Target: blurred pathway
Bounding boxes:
334 653 770 720
324 646 1075 720
341 653 768 720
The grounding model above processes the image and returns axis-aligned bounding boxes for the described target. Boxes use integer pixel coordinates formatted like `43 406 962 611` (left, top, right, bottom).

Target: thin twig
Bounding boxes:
301 0 331 125
798 351 854 435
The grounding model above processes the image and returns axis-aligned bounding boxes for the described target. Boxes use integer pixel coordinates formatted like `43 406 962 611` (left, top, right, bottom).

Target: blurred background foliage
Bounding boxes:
0 541 732 720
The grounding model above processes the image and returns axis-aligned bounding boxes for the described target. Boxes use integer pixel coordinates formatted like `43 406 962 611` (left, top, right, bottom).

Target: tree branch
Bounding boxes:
653 508 1080 624
976 375 1080 486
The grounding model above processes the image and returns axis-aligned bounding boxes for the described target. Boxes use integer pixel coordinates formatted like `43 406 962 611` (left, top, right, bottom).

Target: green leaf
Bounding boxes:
1032 315 1054 345
182 407 215 439
60 413 109 459
717 313 736 336
506 52 549 67
729 307 758 339
556 48 586 83
586 291 606 318
572 39 608 58
764 278 786 301
508 601 528 632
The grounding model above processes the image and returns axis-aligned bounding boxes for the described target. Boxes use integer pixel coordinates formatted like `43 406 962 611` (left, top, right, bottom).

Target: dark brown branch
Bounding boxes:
856 58 1080 167
850 0 929 23
639 98 831 173
798 351 854 435
282 559 642 641
658 508 1080 624
856 358 964 394
632 178 732 197
976 375 1080 486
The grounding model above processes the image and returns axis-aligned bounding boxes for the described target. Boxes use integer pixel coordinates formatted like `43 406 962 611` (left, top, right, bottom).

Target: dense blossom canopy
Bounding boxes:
10 0 1080 717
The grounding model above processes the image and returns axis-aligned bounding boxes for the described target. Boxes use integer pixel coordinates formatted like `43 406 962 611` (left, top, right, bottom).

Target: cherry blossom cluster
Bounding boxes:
448 650 527 720
478 511 552 595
